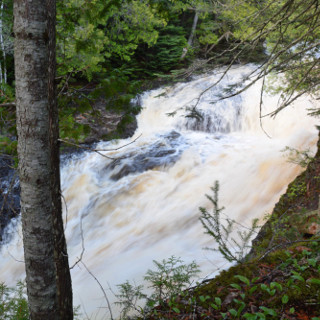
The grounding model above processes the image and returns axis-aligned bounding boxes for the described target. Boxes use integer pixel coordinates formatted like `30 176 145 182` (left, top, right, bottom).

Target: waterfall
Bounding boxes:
0 66 318 319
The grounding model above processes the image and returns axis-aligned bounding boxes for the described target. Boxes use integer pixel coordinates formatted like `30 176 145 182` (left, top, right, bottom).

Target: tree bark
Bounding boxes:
180 10 199 60
0 0 4 85
14 0 73 319
47 0 73 317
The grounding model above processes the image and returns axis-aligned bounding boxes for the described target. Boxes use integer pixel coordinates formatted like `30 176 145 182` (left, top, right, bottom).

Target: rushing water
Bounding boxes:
0 66 318 319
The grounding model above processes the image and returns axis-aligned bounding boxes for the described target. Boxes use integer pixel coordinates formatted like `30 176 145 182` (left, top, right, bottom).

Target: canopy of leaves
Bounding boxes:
56 0 168 80
211 0 320 116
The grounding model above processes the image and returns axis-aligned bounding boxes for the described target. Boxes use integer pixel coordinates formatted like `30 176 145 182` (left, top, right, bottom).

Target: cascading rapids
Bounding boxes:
0 66 318 320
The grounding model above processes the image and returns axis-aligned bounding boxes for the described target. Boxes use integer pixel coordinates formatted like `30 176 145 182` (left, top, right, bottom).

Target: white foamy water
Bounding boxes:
0 66 318 319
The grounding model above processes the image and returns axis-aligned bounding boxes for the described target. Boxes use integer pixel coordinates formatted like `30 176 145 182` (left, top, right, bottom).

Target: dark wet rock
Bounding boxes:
105 131 184 181
0 157 20 242
74 98 138 144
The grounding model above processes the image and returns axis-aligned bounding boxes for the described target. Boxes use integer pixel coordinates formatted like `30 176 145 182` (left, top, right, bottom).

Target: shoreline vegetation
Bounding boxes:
1 134 320 318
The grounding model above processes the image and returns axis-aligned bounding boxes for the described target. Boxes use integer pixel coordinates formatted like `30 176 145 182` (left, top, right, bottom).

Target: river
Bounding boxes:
0 66 318 319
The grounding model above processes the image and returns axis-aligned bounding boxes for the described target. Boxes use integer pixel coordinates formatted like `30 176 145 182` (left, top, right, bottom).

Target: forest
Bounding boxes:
0 0 320 319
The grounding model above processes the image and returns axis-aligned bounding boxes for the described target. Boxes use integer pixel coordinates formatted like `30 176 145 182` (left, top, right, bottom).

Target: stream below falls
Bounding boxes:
0 66 319 319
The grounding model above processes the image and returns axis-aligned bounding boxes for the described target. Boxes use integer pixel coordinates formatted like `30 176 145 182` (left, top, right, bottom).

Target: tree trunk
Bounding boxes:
180 10 199 60
47 0 73 317
0 0 9 85
0 0 4 85
14 0 73 319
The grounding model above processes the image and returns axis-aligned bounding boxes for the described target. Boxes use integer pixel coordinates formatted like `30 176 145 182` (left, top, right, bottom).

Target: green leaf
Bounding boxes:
307 278 320 285
237 302 245 315
234 275 250 286
270 289 276 296
256 312 266 319
290 284 302 292
211 303 219 310
282 294 289 304
199 295 209 302
302 249 311 256
289 307 295 314
259 306 277 316
291 274 305 282
308 258 317 267
229 308 237 317
172 307 180 313
260 284 268 291
249 285 258 294
215 297 222 306
243 313 258 320
270 282 282 291
230 283 241 290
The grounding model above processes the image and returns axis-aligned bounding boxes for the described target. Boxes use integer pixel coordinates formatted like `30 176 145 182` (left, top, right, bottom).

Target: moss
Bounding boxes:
168 236 320 319
188 145 320 318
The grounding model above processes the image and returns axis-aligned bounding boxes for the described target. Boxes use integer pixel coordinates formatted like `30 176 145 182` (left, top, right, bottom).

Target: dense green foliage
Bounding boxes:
212 0 320 115
1 0 318 149
1 0 231 148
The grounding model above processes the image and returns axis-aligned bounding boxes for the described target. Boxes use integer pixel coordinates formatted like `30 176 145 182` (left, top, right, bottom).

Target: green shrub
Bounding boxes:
0 281 29 320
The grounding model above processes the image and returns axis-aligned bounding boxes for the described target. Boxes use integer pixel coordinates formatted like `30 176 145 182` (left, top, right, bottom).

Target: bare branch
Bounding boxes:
61 192 69 232
0 102 15 108
58 134 142 158
69 213 85 270
57 72 73 97
80 261 114 320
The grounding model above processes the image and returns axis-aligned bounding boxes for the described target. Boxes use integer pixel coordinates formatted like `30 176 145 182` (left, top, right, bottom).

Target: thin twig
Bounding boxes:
258 237 320 261
70 213 85 270
59 139 115 160
6 249 24 264
57 72 72 97
58 134 142 160
258 73 272 138
0 102 15 108
80 261 114 320
61 192 68 232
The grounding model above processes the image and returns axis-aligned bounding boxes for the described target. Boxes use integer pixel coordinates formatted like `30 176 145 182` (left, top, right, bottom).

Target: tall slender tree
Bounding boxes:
14 0 73 319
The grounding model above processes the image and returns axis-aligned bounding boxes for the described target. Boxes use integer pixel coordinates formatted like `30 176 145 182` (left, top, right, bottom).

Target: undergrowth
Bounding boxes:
113 180 320 319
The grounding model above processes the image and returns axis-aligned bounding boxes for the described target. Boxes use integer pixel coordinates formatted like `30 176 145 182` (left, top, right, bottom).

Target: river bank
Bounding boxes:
147 130 320 319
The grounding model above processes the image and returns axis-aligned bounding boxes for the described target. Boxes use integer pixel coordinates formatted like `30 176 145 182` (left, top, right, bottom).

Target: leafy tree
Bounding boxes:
203 0 320 116
56 0 167 80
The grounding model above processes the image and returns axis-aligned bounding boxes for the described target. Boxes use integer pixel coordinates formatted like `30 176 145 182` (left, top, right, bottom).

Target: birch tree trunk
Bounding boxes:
14 0 73 318
0 0 4 85
180 10 199 60
0 0 11 85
